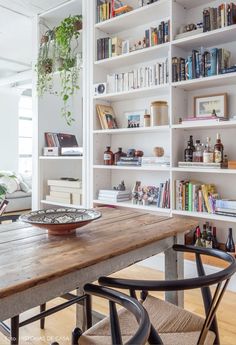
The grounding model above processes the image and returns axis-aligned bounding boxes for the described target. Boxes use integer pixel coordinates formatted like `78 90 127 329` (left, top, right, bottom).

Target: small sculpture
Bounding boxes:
113 180 126 191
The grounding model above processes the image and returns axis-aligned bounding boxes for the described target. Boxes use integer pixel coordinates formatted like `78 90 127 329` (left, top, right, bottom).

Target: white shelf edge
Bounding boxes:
93 199 171 213
94 42 170 67
94 0 169 31
172 168 236 174
39 156 83 160
172 120 236 130
93 84 169 100
93 165 170 171
172 210 236 223
93 126 170 134
41 200 85 209
172 72 236 89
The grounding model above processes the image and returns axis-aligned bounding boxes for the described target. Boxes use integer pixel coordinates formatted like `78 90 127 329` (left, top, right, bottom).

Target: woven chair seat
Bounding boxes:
79 295 215 345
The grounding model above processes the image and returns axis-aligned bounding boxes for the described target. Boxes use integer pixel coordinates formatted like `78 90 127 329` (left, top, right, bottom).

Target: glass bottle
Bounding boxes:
184 141 193 162
201 224 207 247
214 133 224 163
195 226 203 247
114 147 126 165
193 140 203 162
212 226 219 249
225 228 235 253
206 226 213 248
203 137 214 163
104 146 114 165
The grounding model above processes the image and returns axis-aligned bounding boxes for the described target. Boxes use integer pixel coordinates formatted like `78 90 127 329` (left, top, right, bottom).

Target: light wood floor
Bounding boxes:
1 265 235 345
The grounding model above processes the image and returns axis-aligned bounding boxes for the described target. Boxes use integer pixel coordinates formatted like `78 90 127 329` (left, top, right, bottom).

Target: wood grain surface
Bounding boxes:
0 207 196 299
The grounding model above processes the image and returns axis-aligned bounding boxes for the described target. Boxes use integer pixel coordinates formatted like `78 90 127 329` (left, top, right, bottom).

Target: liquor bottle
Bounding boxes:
104 146 114 165
225 228 235 253
205 226 213 248
114 147 126 165
212 226 219 249
195 226 203 247
201 224 207 247
193 140 203 162
184 141 193 162
214 133 224 163
189 135 195 152
203 137 214 163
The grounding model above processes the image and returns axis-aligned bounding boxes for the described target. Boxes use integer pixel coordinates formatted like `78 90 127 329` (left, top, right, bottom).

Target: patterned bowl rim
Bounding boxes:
19 208 102 225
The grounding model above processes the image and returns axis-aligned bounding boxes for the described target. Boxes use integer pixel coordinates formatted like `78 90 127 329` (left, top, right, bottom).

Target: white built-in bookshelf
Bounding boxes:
33 0 236 246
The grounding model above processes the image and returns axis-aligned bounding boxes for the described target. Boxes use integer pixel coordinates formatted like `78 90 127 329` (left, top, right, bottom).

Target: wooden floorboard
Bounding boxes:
0 264 235 345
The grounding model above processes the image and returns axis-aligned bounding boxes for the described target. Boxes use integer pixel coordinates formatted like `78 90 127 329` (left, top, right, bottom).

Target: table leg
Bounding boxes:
10 315 19 345
164 234 184 307
76 288 86 331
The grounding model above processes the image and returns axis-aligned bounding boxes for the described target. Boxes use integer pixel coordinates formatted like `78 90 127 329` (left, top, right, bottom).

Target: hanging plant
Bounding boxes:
55 14 82 125
36 30 55 96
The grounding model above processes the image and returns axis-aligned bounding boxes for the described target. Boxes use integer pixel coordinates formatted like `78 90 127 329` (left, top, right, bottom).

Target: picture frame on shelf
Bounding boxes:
125 109 147 128
194 93 228 119
96 104 118 129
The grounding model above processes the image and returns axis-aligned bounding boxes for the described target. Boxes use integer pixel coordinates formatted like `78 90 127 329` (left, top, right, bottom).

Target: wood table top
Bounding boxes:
0 207 197 299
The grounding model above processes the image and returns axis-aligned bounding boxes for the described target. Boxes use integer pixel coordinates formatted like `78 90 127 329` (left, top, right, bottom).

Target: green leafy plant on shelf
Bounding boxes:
55 14 82 125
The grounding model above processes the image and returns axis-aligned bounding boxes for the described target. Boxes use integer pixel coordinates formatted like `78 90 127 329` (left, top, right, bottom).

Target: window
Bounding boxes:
18 93 33 174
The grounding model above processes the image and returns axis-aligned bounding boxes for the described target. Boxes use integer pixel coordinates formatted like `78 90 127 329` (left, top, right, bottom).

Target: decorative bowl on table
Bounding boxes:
19 208 101 235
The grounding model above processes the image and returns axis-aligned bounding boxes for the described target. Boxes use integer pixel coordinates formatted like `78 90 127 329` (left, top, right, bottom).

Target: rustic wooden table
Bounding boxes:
0 207 196 344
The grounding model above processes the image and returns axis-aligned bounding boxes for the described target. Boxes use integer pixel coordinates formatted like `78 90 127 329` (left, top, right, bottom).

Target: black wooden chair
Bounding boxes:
52 283 151 345
96 245 236 345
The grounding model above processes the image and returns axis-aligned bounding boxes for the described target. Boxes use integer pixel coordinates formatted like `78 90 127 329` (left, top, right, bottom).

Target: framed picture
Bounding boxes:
125 109 147 128
96 104 118 129
122 40 129 55
194 93 228 118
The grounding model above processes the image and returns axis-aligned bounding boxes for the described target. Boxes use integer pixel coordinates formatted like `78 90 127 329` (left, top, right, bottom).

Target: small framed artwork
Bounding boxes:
125 109 147 128
96 104 118 129
122 40 129 55
194 93 228 118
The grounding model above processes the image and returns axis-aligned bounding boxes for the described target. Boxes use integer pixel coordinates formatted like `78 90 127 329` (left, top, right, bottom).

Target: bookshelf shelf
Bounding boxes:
93 84 169 101
172 210 236 223
41 200 85 209
93 165 170 172
93 199 171 214
39 156 83 160
94 0 170 34
172 72 236 91
93 126 170 135
172 167 236 174
172 120 236 130
175 0 211 10
94 43 170 70
172 24 236 50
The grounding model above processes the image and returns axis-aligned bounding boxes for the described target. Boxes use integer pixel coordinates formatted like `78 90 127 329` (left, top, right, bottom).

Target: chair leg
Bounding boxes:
10 315 19 345
40 303 46 329
71 327 82 345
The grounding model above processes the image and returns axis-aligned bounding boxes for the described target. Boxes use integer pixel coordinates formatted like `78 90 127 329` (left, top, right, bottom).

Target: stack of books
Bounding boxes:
172 47 231 82
117 157 142 166
98 189 131 202
215 200 236 217
107 58 169 93
46 179 82 205
142 156 170 167
178 162 222 169
203 3 236 32
175 180 218 213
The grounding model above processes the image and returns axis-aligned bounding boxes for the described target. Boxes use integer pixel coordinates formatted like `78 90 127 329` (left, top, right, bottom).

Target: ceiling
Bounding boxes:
0 0 70 82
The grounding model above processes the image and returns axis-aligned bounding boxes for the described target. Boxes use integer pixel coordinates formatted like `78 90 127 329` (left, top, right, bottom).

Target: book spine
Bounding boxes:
188 183 193 212
185 182 189 211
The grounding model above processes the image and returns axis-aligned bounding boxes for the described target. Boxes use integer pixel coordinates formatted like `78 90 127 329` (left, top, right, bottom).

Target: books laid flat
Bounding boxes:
215 200 236 209
48 179 82 189
178 162 222 169
98 189 131 202
142 156 170 166
45 133 78 147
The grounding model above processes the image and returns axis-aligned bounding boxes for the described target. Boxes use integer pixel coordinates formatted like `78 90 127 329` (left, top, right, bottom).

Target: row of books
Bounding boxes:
96 1 133 23
98 189 131 202
156 180 170 209
215 199 236 217
172 48 231 82
107 59 169 93
45 132 78 148
203 3 236 32
145 21 170 47
175 180 218 213
46 179 82 205
97 37 122 61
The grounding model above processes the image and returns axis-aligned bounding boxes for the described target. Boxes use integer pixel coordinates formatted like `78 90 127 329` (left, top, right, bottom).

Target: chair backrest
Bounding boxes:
83 283 151 345
99 245 236 345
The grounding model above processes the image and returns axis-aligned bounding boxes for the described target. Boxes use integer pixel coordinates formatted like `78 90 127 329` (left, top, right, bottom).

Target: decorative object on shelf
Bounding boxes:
104 146 114 165
125 109 147 128
150 101 168 126
113 180 126 191
114 148 126 165
144 114 151 127
127 149 135 157
228 160 236 169
44 132 81 156
122 40 129 54
225 228 235 253
153 146 164 157
132 180 170 208
135 150 144 157
96 104 117 129
94 82 107 96
194 93 228 119
19 208 101 236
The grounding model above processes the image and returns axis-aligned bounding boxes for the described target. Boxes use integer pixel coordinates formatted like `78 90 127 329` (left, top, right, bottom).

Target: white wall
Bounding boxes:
0 88 20 172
